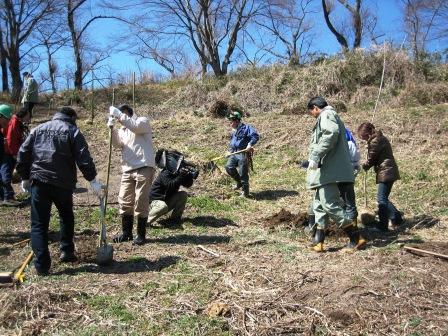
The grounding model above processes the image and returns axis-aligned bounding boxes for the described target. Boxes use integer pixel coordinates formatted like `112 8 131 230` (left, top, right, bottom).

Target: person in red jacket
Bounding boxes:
0 107 30 205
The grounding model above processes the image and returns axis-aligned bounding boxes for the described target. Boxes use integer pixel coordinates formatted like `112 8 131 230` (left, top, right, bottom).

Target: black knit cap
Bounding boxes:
118 104 133 117
59 106 78 119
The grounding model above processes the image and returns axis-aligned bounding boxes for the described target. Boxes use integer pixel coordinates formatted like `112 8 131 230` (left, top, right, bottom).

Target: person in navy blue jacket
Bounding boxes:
225 110 259 197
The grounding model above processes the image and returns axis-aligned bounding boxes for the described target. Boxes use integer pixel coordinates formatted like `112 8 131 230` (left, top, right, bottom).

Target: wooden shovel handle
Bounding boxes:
210 148 251 162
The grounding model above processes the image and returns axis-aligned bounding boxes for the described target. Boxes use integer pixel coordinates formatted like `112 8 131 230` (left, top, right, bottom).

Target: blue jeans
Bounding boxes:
30 181 75 272
225 153 249 187
377 182 403 230
0 154 16 200
338 182 358 220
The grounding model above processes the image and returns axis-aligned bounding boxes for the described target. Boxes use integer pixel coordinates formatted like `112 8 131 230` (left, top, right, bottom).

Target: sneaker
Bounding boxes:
232 183 242 190
3 199 21 207
60 251 78 263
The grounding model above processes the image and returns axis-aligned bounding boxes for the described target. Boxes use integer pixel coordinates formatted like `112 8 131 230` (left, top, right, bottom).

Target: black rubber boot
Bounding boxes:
304 214 316 238
133 217 147 246
60 251 78 262
342 225 366 252
113 215 133 243
311 228 325 252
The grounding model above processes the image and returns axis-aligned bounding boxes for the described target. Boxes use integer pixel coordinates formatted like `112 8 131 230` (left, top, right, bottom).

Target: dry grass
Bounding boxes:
0 60 447 335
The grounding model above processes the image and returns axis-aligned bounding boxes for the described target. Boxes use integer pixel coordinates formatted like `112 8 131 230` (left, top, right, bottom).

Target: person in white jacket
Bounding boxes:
108 104 155 245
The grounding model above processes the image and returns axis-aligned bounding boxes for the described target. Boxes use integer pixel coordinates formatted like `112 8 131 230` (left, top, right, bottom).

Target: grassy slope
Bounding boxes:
0 68 447 335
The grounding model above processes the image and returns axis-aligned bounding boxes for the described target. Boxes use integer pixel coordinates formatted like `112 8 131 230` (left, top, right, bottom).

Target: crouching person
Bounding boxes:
16 107 103 275
147 149 196 227
108 105 156 245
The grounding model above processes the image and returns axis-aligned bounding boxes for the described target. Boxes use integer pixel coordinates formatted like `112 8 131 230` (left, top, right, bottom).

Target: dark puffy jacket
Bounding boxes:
150 169 193 202
363 130 400 183
16 113 97 190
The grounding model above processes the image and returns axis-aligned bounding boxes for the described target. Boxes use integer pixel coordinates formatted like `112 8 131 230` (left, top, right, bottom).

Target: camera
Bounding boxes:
155 148 199 180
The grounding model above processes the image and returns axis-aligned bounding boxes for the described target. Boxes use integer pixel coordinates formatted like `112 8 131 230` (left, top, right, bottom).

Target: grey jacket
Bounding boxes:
306 106 354 189
16 113 97 190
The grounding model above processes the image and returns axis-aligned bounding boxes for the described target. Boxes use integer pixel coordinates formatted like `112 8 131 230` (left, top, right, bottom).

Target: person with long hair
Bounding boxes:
357 122 403 231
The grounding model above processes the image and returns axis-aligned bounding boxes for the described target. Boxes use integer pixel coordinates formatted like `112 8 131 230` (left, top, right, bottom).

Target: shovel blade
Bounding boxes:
96 244 114 266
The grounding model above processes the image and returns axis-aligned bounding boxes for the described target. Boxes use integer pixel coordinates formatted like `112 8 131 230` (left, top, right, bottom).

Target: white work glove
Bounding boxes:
109 106 122 119
107 116 114 127
308 159 319 170
21 180 30 193
89 179 104 197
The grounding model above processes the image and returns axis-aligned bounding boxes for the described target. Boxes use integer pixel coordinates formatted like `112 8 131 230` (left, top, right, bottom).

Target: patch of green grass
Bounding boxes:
409 316 422 328
415 169 431 181
188 196 233 213
87 295 135 323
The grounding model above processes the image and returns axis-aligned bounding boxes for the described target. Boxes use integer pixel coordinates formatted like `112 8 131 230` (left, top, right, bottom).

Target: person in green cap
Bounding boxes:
225 110 259 197
0 104 13 205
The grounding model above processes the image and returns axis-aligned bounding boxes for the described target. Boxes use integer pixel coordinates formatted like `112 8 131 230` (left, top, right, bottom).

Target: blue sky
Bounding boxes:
37 1 408 89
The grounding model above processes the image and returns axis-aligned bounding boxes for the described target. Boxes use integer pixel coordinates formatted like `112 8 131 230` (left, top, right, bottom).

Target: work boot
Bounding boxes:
310 228 325 252
342 225 366 252
304 214 316 238
113 215 134 243
133 217 147 246
60 251 78 263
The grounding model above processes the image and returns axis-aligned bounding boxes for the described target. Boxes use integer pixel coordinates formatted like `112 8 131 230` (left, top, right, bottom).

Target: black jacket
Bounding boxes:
150 169 193 202
16 113 97 190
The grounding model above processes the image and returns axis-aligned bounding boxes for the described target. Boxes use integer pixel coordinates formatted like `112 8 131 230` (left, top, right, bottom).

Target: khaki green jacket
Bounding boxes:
306 106 354 189
21 77 39 103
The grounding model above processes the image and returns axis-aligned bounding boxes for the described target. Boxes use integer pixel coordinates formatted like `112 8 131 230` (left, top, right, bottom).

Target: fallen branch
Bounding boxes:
404 246 448 261
197 245 220 257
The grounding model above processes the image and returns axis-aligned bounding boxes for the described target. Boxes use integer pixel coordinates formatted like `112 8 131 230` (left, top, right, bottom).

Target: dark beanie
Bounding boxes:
59 106 78 119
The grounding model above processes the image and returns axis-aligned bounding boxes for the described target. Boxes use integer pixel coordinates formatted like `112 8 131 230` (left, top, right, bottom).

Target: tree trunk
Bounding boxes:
67 1 83 90
0 29 9 93
8 48 22 103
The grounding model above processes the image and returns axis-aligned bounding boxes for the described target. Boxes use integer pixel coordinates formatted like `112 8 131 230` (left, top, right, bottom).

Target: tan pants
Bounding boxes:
118 166 155 217
147 191 188 225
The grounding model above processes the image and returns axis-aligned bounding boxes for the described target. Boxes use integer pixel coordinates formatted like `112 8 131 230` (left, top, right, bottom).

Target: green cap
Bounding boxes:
226 110 241 121
0 104 12 119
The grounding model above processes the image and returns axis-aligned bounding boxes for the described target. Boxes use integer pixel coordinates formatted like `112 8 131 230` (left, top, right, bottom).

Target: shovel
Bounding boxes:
96 123 114 266
205 148 252 172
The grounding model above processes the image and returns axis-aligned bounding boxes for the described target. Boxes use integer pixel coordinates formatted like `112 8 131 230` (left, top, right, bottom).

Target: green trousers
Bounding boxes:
147 191 188 225
313 183 351 230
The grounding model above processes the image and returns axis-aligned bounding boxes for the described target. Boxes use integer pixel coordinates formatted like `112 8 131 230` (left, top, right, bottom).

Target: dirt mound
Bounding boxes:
264 208 308 231
208 100 229 118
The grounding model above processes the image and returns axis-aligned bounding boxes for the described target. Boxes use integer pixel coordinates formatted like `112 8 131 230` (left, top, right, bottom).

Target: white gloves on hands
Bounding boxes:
109 106 122 119
308 160 319 170
89 179 104 198
107 116 114 127
21 180 30 193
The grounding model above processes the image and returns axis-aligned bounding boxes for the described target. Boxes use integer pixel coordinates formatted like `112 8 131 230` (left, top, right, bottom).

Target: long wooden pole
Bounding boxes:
132 72 136 108
404 246 448 260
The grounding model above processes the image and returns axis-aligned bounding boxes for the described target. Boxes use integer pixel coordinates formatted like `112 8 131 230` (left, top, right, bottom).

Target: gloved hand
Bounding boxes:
109 106 122 119
21 180 30 193
353 165 360 177
89 178 104 197
246 143 254 154
308 159 319 170
107 116 114 127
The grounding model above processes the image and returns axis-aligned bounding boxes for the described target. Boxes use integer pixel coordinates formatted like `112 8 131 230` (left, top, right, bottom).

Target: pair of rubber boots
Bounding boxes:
113 215 147 245
311 223 366 253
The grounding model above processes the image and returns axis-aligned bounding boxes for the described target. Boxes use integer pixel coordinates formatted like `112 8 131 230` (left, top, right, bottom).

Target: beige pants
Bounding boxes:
118 166 155 217
147 191 188 224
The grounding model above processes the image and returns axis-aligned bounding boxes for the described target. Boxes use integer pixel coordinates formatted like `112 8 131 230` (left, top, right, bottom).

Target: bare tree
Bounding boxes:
401 0 448 60
66 0 117 90
114 0 261 78
0 0 55 101
321 0 376 51
35 22 70 93
0 23 8 92
254 0 316 65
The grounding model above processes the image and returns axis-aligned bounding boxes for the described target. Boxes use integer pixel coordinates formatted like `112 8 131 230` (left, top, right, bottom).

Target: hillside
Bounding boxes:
1 54 447 335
